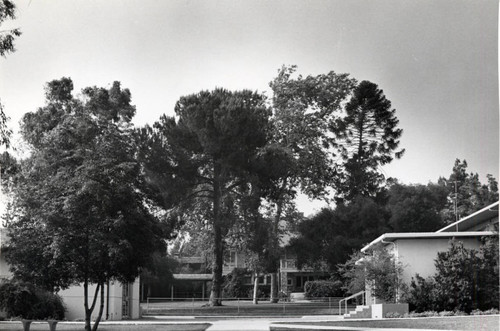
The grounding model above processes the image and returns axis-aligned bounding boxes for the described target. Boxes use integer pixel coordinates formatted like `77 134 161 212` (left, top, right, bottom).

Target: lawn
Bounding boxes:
0 322 211 331
272 315 499 330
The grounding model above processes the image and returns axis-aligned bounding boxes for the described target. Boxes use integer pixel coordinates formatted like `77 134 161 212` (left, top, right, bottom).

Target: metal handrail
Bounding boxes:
338 291 365 316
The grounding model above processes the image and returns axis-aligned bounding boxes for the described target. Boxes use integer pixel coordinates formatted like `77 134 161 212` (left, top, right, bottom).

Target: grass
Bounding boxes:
0 322 211 331
272 315 500 330
142 300 347 316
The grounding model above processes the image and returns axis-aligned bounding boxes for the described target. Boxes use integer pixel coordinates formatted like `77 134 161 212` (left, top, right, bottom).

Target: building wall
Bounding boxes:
396 237 483 284
58 279 140 321
365 237 485 305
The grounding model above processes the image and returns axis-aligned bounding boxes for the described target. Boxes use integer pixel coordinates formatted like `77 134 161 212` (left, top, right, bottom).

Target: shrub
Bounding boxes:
406 274 438 312
304 280 344 298
385 311 403 318
0 280 65 320
438 310 455 316
433 239 499 313
408 239 499 314
471 308 500 315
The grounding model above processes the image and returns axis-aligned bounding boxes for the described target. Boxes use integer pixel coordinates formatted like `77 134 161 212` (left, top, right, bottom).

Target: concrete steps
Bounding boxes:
343 305 371 319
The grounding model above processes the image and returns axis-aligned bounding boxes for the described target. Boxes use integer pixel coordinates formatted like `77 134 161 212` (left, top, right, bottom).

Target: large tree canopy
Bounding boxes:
262 65 356 301
136 88 271 306
6 78 173 331
335 80 405 202
386 182 448 232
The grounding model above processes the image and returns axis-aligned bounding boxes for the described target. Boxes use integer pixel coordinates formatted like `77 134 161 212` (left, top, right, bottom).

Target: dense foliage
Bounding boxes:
340 245 406 303
0 279 65 320
438 159 498 224
290 196 390 270
290 161 497 274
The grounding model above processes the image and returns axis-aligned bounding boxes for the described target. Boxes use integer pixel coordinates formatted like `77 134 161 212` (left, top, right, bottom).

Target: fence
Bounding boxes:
142 297 352 316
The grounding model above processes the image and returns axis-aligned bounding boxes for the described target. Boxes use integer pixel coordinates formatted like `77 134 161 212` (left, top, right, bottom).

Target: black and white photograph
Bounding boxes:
0 1 498 330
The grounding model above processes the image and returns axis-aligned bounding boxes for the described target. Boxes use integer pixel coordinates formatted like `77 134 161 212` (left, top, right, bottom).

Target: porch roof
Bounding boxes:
173 273 212 280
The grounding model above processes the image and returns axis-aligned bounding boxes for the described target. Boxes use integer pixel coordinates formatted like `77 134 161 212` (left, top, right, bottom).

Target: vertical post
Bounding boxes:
171 284 174 302
202 281 205 301
238 298 240 316
192 297 194 314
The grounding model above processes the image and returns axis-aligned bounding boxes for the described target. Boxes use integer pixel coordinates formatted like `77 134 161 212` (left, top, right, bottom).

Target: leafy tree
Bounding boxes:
290 196 390 272
438 159 498 224
136 88 270 306
335 80 405 202
263 65 356 301
5 78 172 331
340 244 405 303
386 183 448 232
0 0 21 148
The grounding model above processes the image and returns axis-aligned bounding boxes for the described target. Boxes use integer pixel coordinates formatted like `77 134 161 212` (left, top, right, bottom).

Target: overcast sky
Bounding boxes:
0 0 498 214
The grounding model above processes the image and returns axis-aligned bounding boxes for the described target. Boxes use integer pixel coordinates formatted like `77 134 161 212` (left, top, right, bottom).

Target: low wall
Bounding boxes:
371 303 408 319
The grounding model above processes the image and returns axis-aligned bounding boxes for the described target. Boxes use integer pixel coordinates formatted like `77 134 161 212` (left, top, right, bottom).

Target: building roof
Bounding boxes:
436 201 499 232
360 231 497 253
360 200 499 253
173 273 212 280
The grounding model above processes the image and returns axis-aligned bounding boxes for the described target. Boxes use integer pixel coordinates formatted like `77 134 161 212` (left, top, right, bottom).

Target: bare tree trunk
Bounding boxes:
84 281 101 331
253 272 259 305
91 282 105 331
84 279 91 331
270 199 283 303
210 163 223 306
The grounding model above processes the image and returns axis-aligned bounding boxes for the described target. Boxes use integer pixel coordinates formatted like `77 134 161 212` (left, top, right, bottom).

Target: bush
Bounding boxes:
406 274 438 312
385 311 403 318
471 308 500 315
433 239 499 313
408 239 499 314
0 280 65 320
304 280 344 298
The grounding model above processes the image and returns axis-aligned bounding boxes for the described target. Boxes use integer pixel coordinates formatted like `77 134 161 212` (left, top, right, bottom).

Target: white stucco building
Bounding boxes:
360 201 498 305
0 228 140 320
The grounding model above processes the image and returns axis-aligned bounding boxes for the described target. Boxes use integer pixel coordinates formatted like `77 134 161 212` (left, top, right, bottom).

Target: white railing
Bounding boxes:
338 291 365 316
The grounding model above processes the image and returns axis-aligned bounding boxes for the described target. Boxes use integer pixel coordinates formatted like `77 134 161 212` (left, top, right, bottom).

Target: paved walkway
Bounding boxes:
149 315 343 331
0 316 464 331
